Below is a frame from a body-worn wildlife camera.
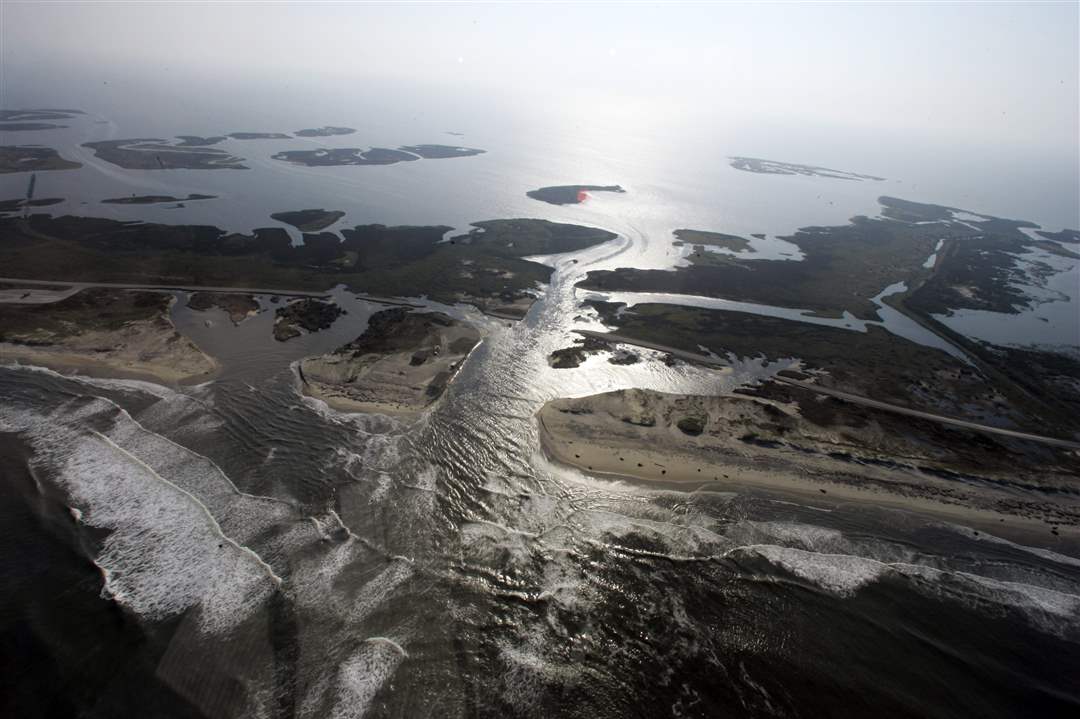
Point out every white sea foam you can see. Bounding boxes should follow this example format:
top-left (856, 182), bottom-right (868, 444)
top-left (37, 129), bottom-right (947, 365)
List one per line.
top-left (747, 544), bottom-right (887, 596)
top-left (56, 431), bottom-right (275, 632)
top-left (739, 540), bottom-right (1080, 637)
top-left (940, 523), bottom-right (1080, 569)
top-left (328, 639), bottom-right (407, 719)
top-left (727, 521), bottom-right (844, 552)
top-left (348, 559), bottom-right (414, 623)
top-left (2, 397), bottom-right (287, 634)
top-left (5, 362), bottom-right (183, 400)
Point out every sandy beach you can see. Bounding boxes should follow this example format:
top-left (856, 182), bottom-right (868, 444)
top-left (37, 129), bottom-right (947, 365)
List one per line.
top-left (0, 292), bottom-right (219, 385)
top-left (300, 308), bottom-right (481, 420)
top-left (538, 388), bottom-right (1080, 542)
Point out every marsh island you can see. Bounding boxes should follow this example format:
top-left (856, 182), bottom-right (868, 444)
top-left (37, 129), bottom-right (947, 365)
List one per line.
top-left (0, 146), bottom-right (82, 173)
top-left (83, 139), bottom-right (247, 170)
top-left (729, 156), bottom-right (885, 181)
top-left (527, 185), bottom-right (625, 205)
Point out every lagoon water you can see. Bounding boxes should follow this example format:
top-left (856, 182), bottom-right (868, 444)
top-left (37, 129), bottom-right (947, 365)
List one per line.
top-left (2, 73), bottom-right (1080, 717)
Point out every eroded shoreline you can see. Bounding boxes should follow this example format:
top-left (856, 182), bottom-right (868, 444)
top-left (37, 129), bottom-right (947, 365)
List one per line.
top-left (537, 387), bottom-right (1080, 544)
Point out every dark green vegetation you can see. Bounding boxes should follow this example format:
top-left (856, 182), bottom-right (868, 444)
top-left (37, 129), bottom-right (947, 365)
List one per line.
top-left (582, 196), bottom-right (1071, 321)
top-left (0, 281), bottom-right (69, 291)
top-left (174, 135), bottom-right (227, 147)
top-left (0, 123), bottom-right (66, 131)
top-left (83, 139), bottom-right (247, 170)
top-left (272, 147), bottom-right (418, 166)
top-left (583, 213), bottom-right (960, 319)
top-left (607, 349), bottom-right (640, 365)
top-left (878, 195), bottom-right (958, 222)
top-left (273, 144), bottom-right (485, 166)
top-left (0, 288), bottom-right (168, 341)
top-left (0, 146), bottom-right (82, 174)
top-left (301, 308), bottom-right (482, 409)
top-left (676, 416), bottom-right (705, 435)
top-left (339, 307), bottom-right (454, 356)
top-left (592, 303), bottom-right (1079, 436)
top-left (227, 132), bottom-right (291, 140)
top-left (0, 109), bottom-right (82, 122)
top-left (0, 198), bottom-right (64, 213)
top-left (548, 335), bottom-right (610, 368)
top-left (295, 126), bottom-right (356, 137)
top-left (456, 219), bottom-right (616, 255)
top-left (398, 144), bottom-right (485, 159)
top-left (729, 156), bottom-right (885, 181)
top-left (582, 194), bottom-right (1080, 436)
top-left (270, 209), bottom-right (346, 232)
top-left (1037, 228), bottom-right (1080, 244)
top-left (102, 193), bottom-right (217, 205)
top-left (186, 292), bottom-right (259, 324)
top-left (906, 232), bottom-right (1065, 315)
top-left (0, 215), bottom-right (615, 314)
top-left (549, 346), bottom-right (588, 368)
top-left (526, 185), bottom-right (625, 205)
top-left (273, 298), bottom-right (343, 341)
top-left (899, 200), bottom-right (1079, 316)
top-left (672, 229), bottom-right (751, 253)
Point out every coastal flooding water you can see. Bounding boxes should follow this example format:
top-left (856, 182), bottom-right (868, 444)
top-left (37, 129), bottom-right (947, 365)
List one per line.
top-left (2, 77), bottom-right (1080, 717)
top-left (3, 259), bottom-right (1080, 717)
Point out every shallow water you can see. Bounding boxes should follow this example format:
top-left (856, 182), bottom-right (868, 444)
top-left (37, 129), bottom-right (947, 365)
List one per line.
top-left (2, 238), bottom-right (1079, 717)
top-left (2, 84), bottom-right (1080, 717)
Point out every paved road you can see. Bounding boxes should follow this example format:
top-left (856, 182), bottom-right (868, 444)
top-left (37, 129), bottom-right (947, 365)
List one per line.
top-left (0, 276), bottom-right (332, 300)
top-left (772, 377), bottom-right (1080, 450)
top-left (575, 329), bottom-right (1080, 450)
top-left (575, 329), bottom-right (728, 366)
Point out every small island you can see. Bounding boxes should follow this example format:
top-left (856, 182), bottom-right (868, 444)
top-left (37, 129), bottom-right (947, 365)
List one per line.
top-left (295, 126), bottom-right (356, 137)
top-left (270, 209), bottom-right (346, 232)
top-left (186, 292), bottom-right (259, 324)
top-left (0, 123), bottom-right (67, 131)
top-left (526, 185), bottom-right (625, 205)
top-left (227, 132), bottom-right (292, 140)
top-left (272, 144), bottom-right (485, 167)
top-left (548, 334), bottom-right (611, 368)
top-left (299, 307), bottom-right (480, 417)
top-left (174, 135), bottom-right (227, 147)
top-left (83, 139), bottom-right (247, 170)
top-left (729, 156), bottom-right (885, 181)
top-left (272, 147), bottom-right (419, 167)
top-left (0, 109), bottom-right (83, 122)
top-left (1036, 228), bottom-right (1080, 244)
top-left (0, 197), bottom-right (64, 213)
top-left (273, 298), bottom-right (344, 341)
top-left (102, 193), bottom-right (217, 205)
top-left (672, 228), bottom-right (752, 253)
top-left (0, 145), bottom-right (82, 173)
top-left (397, 144), bottom-right (485, 159)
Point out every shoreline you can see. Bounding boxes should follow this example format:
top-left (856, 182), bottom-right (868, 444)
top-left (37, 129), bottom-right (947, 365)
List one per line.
top-left (0, 347), bottom-right (219, 386)
top-left (297, 308), bottom-right (483, 421)
top-left (0, 294), bottom-right (220, 386)
top-left (299, 378), bottom-right (426, 419)
top-left (538, 416), bottom-right (1079, 549)
top-left (537, 390), bottom-right (1080, 549)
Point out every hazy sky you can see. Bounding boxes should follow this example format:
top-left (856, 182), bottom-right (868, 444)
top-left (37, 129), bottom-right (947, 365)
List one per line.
top-left (2, 1), bottom-right (1078, 154)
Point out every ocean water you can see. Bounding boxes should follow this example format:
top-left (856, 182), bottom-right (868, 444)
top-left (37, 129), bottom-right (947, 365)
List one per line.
top-left (1, 74), bottom-right (1080, 717)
